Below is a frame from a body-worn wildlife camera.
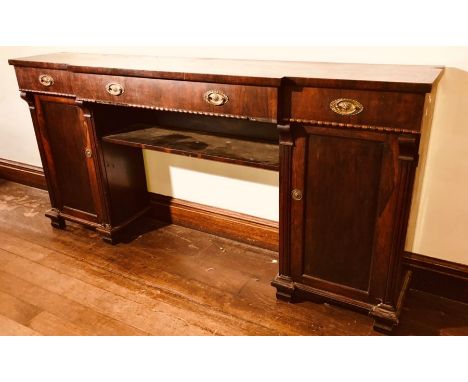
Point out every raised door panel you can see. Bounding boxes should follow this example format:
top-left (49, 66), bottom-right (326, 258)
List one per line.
top-left (35, 96), bottom-right (98, 221)
top-left (303, 133), bottom-right (383, 291)
top-left (290, 125), bottom-right (395, 302)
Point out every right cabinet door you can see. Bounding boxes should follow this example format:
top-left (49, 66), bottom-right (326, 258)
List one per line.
top-left (290, 125), bottom-right (404, 305)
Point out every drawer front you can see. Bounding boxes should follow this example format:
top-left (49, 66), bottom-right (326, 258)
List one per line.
top-left (74, 73), bottom-right (278, 122)
top-left (14, 67), bottom-right (74, 95)
top-left (289, 87), bottom-right (426, 131)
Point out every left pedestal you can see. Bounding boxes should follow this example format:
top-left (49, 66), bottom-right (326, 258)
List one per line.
top-left (19, 92), bottom-right (149, 244)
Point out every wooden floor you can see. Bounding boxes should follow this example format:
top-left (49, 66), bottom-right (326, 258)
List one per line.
top-left (0, 180), bottom-right (467, 336)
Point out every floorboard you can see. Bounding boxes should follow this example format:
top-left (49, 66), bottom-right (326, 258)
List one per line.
top-left (0, 313), bottom-right (40, 336)
top-left (0, 179), bottom-right (467, 336)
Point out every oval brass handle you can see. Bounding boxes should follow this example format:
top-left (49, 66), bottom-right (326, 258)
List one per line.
top-left (106, 83), bottom-right (125, 96)
top-left (291, 189), bottom-right (303, 201)
top-left (84, 148), bottom-right (92, 158)
top-left (39, 74), bottom-right (54, 87)
top-left (204, 90), bottom-right (229, 106)
top-left (330, 98), bottom-right (363, 116)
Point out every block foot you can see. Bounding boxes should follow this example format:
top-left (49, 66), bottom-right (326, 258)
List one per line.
top-left (45, 209), bottom-right (66, 230)
top-left (96, 225), bottom-right (119, 245)
top-left (271, 275), bottom-right (295, 302)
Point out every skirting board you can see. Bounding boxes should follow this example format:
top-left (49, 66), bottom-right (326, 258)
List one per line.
top-left (0, 158), bottom-right (46, 190)
top-left (404, 251), bottom-right (468, 304)
top-left (1, 158), bottom-right (466, 304)
top-left (149, 193), bottom-right (279, 251)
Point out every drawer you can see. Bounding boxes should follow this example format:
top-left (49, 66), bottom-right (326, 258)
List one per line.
top-left (74, 73), bottom-right (278, 122)
top-left (289, 87), bottom-right (426, 131)
top-left (14, 67), bottom-right (74, 95)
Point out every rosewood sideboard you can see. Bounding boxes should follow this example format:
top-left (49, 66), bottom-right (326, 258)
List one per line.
top-left (8, 53), bottom-right (442, 332)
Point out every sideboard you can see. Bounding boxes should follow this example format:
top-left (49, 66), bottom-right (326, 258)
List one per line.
top-left (9, 53), bottom-right (442, 332)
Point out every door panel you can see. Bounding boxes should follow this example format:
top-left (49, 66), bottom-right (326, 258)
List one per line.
top-left (303, 133), bottom-right (383, 291)
top-left (291, 125), bottom-right (394, 300)
top-left (36, 96), bottom-right (97, 218)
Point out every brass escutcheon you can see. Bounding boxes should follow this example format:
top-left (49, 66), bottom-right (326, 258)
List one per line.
top-left (291, 189), bottom-right (303, 201)
top-left (84, 148), bottom-right (92, 158)
top-left (330, 98), bottom-right (363, 116)
top-left (204, 90), bottom-right (229, 106)
top-left (106, 83), bottom-right (125, 96)
top-left (39, 74), bottom-right (54, 87)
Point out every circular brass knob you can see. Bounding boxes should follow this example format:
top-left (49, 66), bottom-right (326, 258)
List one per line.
top-left (330, 98), bottom-right (363, 116)
top-left (39, 74), bottom-right (54, 87)
top-left (291, 189), bottom-right (303, 201)
top-left (204, 90), bottom-right (228, 106)
top-left (106, 83), bottom-right (125, 96)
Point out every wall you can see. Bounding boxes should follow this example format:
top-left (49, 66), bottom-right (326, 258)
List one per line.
top-left (1, 46), bottom-right (467, 264)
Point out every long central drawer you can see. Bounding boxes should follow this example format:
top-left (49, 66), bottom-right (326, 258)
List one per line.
top-left (73, 73), bottom-right (278, 122)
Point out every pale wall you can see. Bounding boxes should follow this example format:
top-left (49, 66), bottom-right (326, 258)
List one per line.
top-left (1, 47), bottom-right (467, 265)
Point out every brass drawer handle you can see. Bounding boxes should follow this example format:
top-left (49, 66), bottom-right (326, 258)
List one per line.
top-left (291, 189), bottom-right (303, 201)
top-left (204, 90), bottom-right (229, 106)
top-left (106, 83), bottom-right (125, 96)
top-left (330, 98), bottom-right (363, 116)
top-left (84, 148), bottom-right (92, 158)
top-left (39, 74), bottom-right (54, 87)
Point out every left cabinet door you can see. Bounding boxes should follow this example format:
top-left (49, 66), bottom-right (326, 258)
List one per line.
top-left (33, 95), bottom-right (103, 226)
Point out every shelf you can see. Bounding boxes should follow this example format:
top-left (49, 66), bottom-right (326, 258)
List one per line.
top-left (102, 125), bottom-right (279, 171)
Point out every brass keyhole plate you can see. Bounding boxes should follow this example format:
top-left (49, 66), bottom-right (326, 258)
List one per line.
top-left (39, 74), bottom-right (54, 87)
top-left (291, 189), bottom-right (303, 201)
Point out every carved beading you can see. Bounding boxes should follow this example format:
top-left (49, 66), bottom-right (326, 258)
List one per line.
top-left (76, 98), bottom-right (275, 123)
top-left (288, 118), bottom-right (420, 135)
top-left (19, 88), bottom-right (75, 98)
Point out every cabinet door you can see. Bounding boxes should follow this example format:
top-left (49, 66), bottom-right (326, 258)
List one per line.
top-left (290, 125), bottom-right (398, 304)
top-left (34, 95), bottom-right (102, 223)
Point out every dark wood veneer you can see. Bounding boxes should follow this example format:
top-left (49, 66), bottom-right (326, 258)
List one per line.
top-left (74, 73), bottom-right (278, 122)
top-left (9, 52), bottom-right (444, 332)
top-left (14, 66), bottom-right (74, 96)
top-left (289, 87), bottom-right (426, 131)
top-left (36, 97), bottom-right (97, 216)
top-left (301, 130), bottom-right (385, 291)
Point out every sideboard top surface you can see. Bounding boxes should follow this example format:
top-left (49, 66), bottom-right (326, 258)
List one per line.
top-left (9, 52), bottom-right (443, 92)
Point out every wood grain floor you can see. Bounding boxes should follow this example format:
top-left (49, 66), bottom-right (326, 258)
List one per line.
top-left (0, 179), bottom-right (467, 336)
